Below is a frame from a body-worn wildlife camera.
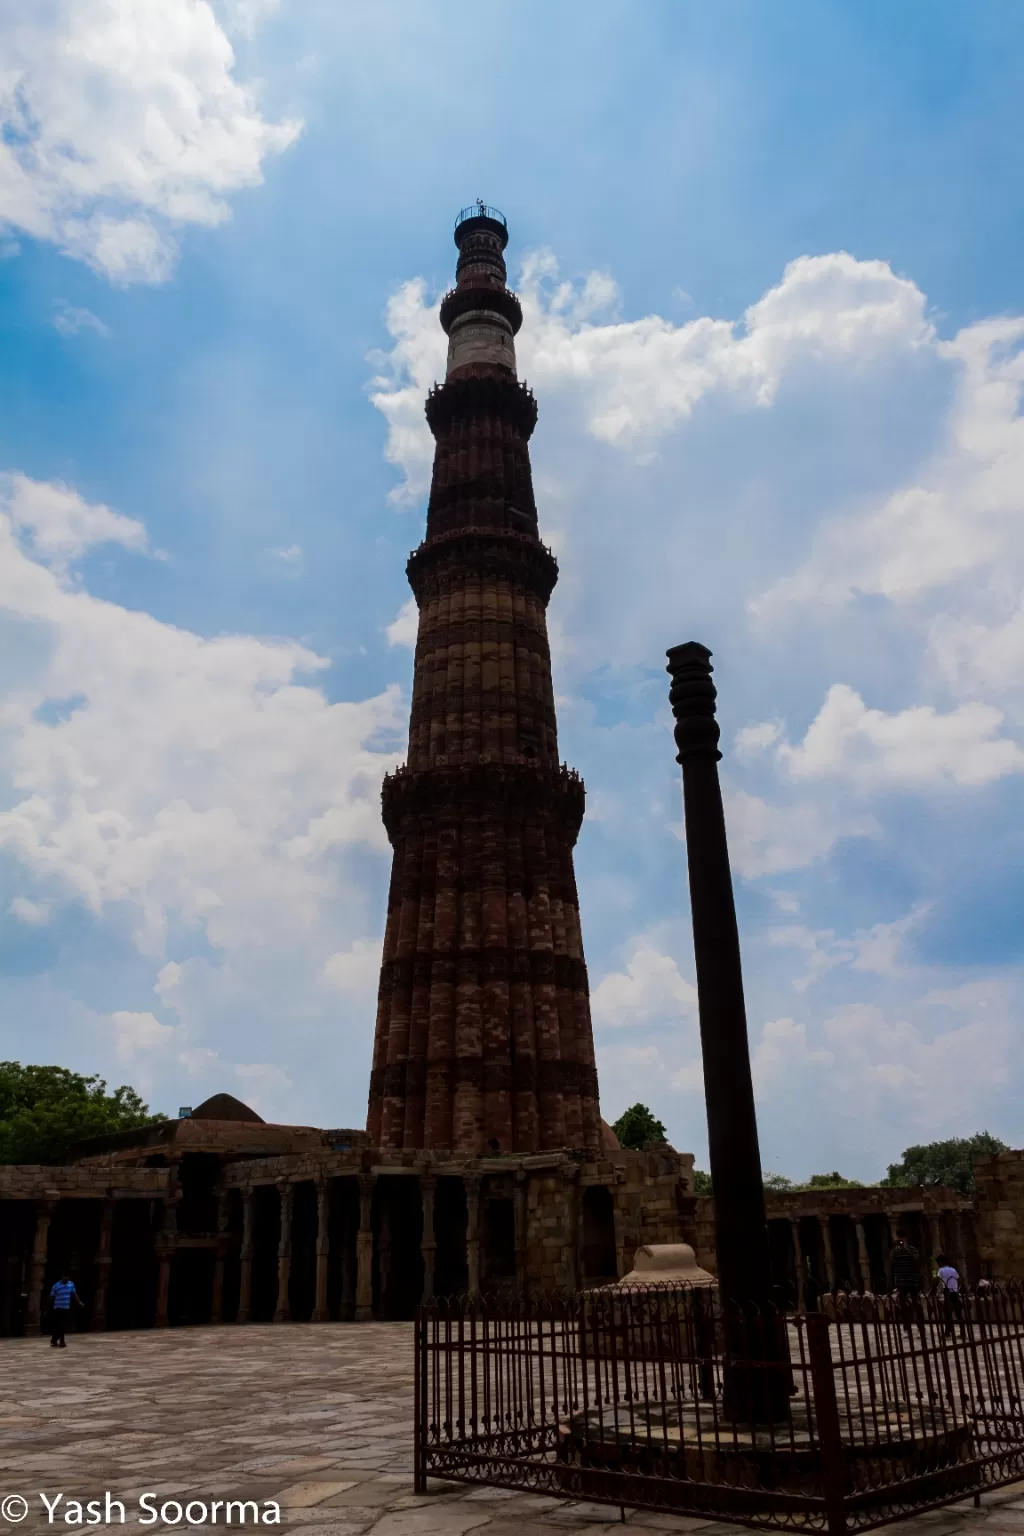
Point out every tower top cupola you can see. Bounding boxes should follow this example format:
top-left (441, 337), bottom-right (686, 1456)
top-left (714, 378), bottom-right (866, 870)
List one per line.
top-left (441, 201), bottom-right (522, 380)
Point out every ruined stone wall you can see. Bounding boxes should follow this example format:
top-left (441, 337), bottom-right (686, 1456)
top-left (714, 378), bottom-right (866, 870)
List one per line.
top-left (0, 1165), bottom-right (169, 1198)
top-left (975, 1152), bottom-right (1024, 1279)
top-left (524, 1171), bottom-right (575, 1290)
top-left (693, 1195), bottom-right (718, 1275)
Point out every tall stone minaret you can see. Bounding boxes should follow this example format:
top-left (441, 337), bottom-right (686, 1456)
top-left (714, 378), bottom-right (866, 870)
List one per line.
top-left (367, 204), bottom-right (600, 1157)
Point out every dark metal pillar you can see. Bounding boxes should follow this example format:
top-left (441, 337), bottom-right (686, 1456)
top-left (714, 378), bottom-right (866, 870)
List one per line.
top-left (667, 641), bottom-right (790, 1420)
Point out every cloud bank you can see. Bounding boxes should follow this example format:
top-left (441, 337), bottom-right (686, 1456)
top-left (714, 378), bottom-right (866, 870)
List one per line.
top-left (373, 246), bottom-right (1024, 1172)
top-left (0, 473), bottom-right (400, 1117)
top-left (0, 0), bottom-right (300, 283)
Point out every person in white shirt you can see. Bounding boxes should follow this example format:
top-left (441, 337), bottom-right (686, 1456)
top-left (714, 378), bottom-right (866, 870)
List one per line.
top-left (936, 1253), bottom-right (962, 1336)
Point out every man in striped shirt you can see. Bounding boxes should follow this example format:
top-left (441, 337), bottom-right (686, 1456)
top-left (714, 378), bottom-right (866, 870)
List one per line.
top-left (49, 1273), bottom-right (84, 1347)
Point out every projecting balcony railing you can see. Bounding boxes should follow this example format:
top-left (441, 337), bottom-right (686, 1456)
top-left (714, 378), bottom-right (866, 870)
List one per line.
top-left (456, 202), bottom-right (507, 231)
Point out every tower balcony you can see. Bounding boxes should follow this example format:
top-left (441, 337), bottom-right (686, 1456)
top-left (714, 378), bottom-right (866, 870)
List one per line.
top-left (454, 204), bottom-right (509, 250)
top-left (439, 284), bottom-right (523, 337)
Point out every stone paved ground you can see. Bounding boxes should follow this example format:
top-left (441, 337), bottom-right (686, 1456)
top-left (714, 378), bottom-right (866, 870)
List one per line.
top-left (2, 1324), bottom-right (1024, 1536)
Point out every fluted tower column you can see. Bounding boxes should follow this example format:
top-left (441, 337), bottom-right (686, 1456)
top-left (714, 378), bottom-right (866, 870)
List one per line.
top-left (368, 204), bottom-right (600, 1156)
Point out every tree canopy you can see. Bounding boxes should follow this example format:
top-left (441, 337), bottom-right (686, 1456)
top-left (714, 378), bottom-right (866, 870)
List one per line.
top-left (0, 1061), bottom-right (164, 1166)
top-left (881, 1133), bottom-right (1008, 1195)
top-left (611, 1102), bottom-right (668, 1151)
top-left (763, 1170), bottom-right (862, 1191)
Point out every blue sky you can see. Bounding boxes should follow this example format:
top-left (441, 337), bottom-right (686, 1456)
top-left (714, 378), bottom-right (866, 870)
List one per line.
top-left (1, 1), bottom-right (1023, 1180)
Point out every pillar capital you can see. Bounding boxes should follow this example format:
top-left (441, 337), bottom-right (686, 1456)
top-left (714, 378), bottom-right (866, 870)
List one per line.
top-left (666, 642), bottom-right (722, 762)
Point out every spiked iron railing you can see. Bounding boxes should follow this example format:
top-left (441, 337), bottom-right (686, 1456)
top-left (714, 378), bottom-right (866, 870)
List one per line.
top-left (414, 1282), bottom-right (1024, 1533)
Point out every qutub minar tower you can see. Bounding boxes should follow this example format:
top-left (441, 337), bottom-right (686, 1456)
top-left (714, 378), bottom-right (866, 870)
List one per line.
top-left (367, 203), bottom-right (602, 1157)
top-left (0, 207), bottom-right (982, 1335)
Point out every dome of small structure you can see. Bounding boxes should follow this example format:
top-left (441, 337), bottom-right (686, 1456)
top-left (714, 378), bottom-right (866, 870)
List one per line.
top-left (188, 1093), bottom-right (264, 1123)
top-left (614, 1243), bottom-right (716, 1288)
top-left (600, 1118), bottom-right (620, 1150)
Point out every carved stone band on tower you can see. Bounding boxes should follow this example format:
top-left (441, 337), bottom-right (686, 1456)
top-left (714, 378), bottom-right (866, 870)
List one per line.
top-left (367, 207), bottom-right (601, 1157)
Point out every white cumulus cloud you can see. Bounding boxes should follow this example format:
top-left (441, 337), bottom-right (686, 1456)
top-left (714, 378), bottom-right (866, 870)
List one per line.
top-left (774, 685), bottom-right (1024, 788)
top-left (0, 473), bottom-right (402, 1120)
top-left (2, 471), bottom-right (149, 576)
top-left (0, 0), bottom-right (301, 283)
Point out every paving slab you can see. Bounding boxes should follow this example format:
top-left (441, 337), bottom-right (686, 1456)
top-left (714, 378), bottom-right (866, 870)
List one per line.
top-left (3, 1324), bottom-right (1024, 1536)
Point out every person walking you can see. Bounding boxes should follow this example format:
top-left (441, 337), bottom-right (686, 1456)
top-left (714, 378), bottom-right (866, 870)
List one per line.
top-left (48, 1272), bottom-right (84, 1347)
top-left (936, 1253), bottom-right (963, 1337)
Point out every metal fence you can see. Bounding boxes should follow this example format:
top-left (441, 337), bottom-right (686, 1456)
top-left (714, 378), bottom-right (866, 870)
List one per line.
top-left (414, 1284), bottom-right (1024, 1533)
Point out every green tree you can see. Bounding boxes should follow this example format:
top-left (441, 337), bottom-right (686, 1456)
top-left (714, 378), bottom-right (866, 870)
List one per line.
top-left (763, 1172), bottom-right (794, 1191)
top-left (612, 1102), bottom-right (668, 1151)
top-left (0, 1062), bottom-right (164, 1165)
top-left (881, 1133), bottom-right (1008, 1195)
top-left (804, 1171), bottom-right (863, 1189)
top-left (692, 1168), bottom-right (713, 1196)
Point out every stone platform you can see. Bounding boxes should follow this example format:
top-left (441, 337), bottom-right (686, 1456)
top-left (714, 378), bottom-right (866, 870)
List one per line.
top-left (2, 1324), bottom-right (1024, 1536)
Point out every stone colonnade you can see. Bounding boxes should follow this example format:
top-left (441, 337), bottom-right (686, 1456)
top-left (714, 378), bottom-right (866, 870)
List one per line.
top-left (773, 1203), bottom-right (974, 1304)
top-left (5, 1158), bottom-right (633, 1334)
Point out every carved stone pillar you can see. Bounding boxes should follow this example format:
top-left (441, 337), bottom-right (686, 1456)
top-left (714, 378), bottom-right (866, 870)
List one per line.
top-left (237, 1187), bottom-right (255, 1324)
top-left (612, 1189), bottom-right (626, 1282)
top-left (313, 1178), bottom-right (331, 1322)
top-left (514, 1171), bottom-right (528, 1294)
top-left (211, 1189), bottom-right (230, 1324)
top-left (789, 1219), bottom-right (805, 1312)
top-left (818, 1215), bottom-right (836, 1290)
top-left (355, 1173), bottom-right (375, 1321)
top-left (155, 1167), bottom-right (178, 1328)
top-left (420, 1175), bottom-right (437, 1303)
top-left (25, 1198), bottom-right (55, 1336)
top-left (154, 1251), bottom-right (172, 1328)
top-left (91, 1197), bottom-right (116, 1331)
top-left (881, 1215), bottom-right (894, 1289)
top-left (274, 1180), bottom-right (293, 1323)
top-left (920, 1213), bottom-right (934, 1276)
top-left (854, 1218), bottom-right (872, 1292)
top-left (465, 1175), bottom-right (481, 1296)
top-left (561, 1166), bottom-right (581, 1290)
top-left (951, 1209), bottom-right (969, 1283)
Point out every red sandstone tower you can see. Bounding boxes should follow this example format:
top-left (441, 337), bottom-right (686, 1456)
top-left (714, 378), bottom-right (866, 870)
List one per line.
top-left (367, 204), bottom-right (601, 1157)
